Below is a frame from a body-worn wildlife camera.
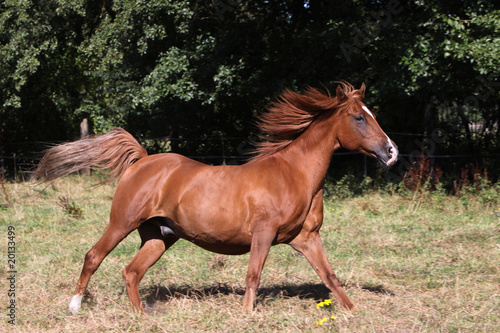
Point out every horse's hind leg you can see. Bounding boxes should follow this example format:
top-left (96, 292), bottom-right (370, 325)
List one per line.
top-left (68, 223), bottom-right (134, 314)
top-left (122, 220), bottom-right (178, 313)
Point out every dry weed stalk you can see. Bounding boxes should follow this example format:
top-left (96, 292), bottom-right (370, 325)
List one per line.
top-left (57, 195), bottom-right (83, 218)
top-left (403, 152), bottom-right (443, 193)
top-left (454, 161), bottom-right (491, 197)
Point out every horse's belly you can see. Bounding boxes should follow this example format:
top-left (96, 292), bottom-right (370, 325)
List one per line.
top-left (189, 238), bottom-right (251, 255)
top-left (165, 205), bottom-right (253, 254)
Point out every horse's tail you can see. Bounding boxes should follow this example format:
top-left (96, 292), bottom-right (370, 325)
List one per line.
top-left (33, 127), bottom-right (147, 184)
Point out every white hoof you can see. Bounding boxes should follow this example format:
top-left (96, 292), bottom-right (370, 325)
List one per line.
top-left (68, 294), bottom-right (83, 314)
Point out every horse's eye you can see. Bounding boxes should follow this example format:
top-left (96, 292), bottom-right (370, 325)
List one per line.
top-left (355, 115), bottom-right (365, 123)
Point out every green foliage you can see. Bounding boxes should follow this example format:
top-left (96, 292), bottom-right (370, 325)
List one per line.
top-left (456, 175), bottom-right (500, 207)
top-left (443, 9), bottom-right (500, 76)
top-left (1, 0), bottom-right (499, 177)
top-left (325, 174), bottom-right (382, 200)
top-left (399, 2), bottom-right (500, 89)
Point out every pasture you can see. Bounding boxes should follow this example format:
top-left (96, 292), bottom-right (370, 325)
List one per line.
top-left (1, 175), bottom-right (498, 332)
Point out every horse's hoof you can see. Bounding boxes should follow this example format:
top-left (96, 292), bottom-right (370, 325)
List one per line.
top-left (68, 294), bottom-right (83, 314)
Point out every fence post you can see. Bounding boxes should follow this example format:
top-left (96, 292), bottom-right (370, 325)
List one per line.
top-left (13, 153), bottom-right (17, 181)
top-left (80, 118), bottom-right (89, 175)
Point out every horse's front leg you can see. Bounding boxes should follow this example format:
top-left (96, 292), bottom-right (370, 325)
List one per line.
top-left (243, 227), bottom-right (276, 311)
top-left (289, 189), bottom-right (354, 310)
top-left (290, 231), bottom-right (354, 310)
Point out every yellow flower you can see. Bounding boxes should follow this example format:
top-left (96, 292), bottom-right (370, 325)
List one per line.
top-left (317, 299), bottom-right (333, 308)
top-left (315, 299), bottom-right (335, 325)
top-left (315, 317), bottom-right (328, 325)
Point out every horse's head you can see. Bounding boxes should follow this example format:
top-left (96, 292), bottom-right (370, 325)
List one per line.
top-left (335, 83), bottom-right (398, 167)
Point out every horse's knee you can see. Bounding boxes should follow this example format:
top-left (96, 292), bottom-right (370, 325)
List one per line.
top-left (245, 272), bottom-right (260, 288)
top-left (122, 266), bottom-right (138, 287)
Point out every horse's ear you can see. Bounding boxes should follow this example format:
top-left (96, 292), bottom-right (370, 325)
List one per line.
top-left (336, 85), bottom-right (348, 103)
top-left (358, 83), bottom-right (366, 100)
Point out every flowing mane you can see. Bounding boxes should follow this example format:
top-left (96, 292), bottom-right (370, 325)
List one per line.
top-left (252, 81), bottom-right (364, 160)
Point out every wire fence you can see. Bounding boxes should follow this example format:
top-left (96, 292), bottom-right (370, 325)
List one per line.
top-left (1, 131), bottom-right (500, 181)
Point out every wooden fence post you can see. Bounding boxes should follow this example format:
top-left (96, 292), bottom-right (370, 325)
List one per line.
top-left (80, 118), bottom-right (89, 175)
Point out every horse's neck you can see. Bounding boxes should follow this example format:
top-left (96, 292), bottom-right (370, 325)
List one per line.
top-left (279, 115), bottom-right (340, 192)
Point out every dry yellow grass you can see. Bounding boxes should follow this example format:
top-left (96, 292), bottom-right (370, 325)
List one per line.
top-left (1, 175), bottom-right (499, 332)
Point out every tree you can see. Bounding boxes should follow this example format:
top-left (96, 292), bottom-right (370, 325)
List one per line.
top-left (1, 0), bottom-right (499, 177)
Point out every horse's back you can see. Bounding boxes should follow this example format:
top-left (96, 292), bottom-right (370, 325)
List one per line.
top-left (110, 153), bottom-right (201, 215)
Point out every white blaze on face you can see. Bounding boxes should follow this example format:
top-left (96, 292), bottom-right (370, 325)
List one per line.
top-left (361, 105), bottom-right (375, 120)
top-left (362, 105), bottom-right (398, 166)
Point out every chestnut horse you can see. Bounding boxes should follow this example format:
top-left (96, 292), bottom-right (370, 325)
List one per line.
top-left (34, 82), bottom-right (398, 314)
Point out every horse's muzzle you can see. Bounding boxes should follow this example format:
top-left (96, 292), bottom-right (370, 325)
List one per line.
top-left (376, 140), bottom-right (398, 167)
top-left (386, 144), bottom-right (398, 167)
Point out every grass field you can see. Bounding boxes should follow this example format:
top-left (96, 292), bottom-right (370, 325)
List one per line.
top-left (1, 175), bottom-right (499, 332)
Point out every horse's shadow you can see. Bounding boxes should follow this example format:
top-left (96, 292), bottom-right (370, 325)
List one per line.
top-left (141, 281), bottom-right (394, 308)
top-left (142, 282), bottom-right (330, 308)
